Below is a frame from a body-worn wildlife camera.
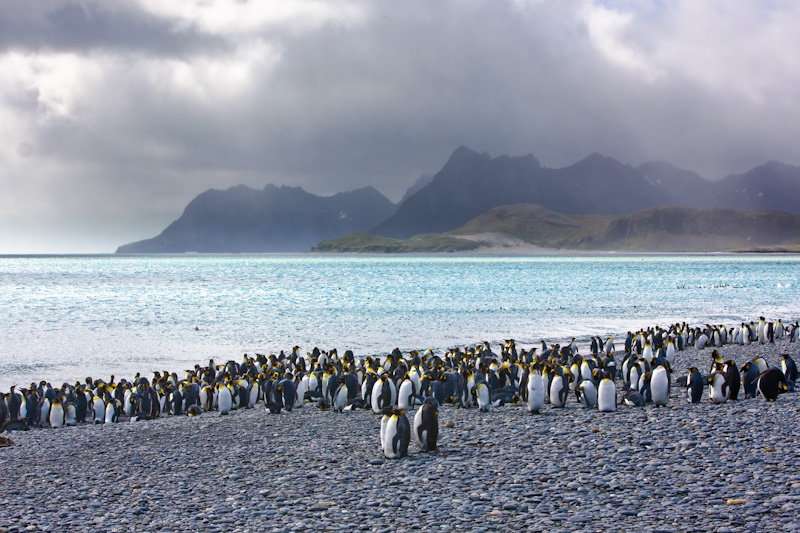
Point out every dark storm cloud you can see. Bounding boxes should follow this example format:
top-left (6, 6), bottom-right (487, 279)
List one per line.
top-left (1, 0), bottom-right (799, 253)
top-left (0, 1), bottom-right (228, 56)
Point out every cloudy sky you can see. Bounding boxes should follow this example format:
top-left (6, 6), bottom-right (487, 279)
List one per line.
top-left (1, 0), bottom-right (798, 253)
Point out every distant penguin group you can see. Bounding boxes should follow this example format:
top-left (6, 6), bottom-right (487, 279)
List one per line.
top-left (3, 318), bottom-right (798, 470)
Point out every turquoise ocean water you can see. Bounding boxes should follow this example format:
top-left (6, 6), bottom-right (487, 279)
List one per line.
top-left (1, 254), bottom-right (799, 390)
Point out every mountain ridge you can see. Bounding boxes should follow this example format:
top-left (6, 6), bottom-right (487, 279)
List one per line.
top-left (117, 146), bottom-right (800, 253)
top-left (116, 184), bottom-right (396, 253)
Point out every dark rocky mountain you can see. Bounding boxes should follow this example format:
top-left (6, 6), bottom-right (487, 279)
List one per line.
top-left (117, 184), bottom-right (396, 253)
top-left (116, 146), bottom-right (800, 253)
top-left (371, 146), bottom-right (800, 239)
top-left (399, 173), bottom-right (435, 204)
top-left (371, 146), bottom-right (543, 238)
top-left (710, 161), bottom-right (800, 213)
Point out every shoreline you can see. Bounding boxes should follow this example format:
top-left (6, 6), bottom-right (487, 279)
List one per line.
top-left (4, 247), bottom-right (800, 258)
top-left (2, 332), bottom-right (800, 531)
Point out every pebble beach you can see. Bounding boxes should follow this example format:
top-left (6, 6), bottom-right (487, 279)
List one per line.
top-left (2, 336), bottom-right (800, 532)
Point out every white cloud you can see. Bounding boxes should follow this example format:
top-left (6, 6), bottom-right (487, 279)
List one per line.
top-left (136, 0), bottom-right (367, 37)
top-left (580, 2), bottom-right (664, 82)
top-left (142, 39), bottom-right (281, 104)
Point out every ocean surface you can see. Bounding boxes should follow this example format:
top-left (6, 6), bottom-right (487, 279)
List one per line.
top-left (1, 254), bottom-right (799, 390)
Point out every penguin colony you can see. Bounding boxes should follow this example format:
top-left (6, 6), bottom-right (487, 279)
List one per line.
top-left (1, 317), bottom-right (798, 460)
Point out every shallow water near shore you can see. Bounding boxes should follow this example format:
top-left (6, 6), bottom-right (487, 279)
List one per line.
top-left (1, 253), bottom-right (800, 389)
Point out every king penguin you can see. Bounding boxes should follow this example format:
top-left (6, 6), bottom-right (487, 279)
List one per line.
top-left (707, 371), bottom-right (729, 404)
top-left (413, 398), bottom-right (439, 452)
top-left (371, 375), bottom-right (394, 414)
top-left (105, 399), bottom-right (119, 423)
top-left (741, 361), bottom-right (759, 399)
top-left (39, 397), bottom-right (51, 428)
top-left (781, 354), bottom-right (798, 383)
top-left (472, 382), bottom-right (491, 412)
top-left (49, 399), bottom-right (65, 429)
top-left (576, 379), bottom-right (597, 408)
top-left (91, 394), bottom-right (105, 424)
top-left (526, 369), bottom-right (545, 414)
top-left (217, 383), bottom-right (233, 415)
top-left (651, 365), bottom-right (670, 407)
top-left (687, 367), bottom-right (704, 403)
top-left (549, 370), bottom-right (570, 408)
top-left (397, 378), bottom-right (416, 411)
top-left (332, 380), bottom-right (348, 412)
top-left (724, 360), bottom-right (741, 401)
top-left (64, 402), bottom-right (77, 426)
top-left (757, 368), bottom-right (788, 401)
top-left (623, 390), bottom-right (646, 406)
top-left (597, 372), bottom-right (616, 412)
top-left (382, 408), bottom-right (411, 459)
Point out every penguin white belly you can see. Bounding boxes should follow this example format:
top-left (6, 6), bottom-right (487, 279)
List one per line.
top-left (569, 365), bottom-right (580, 391)
top-left (398, 380), bottom-right (414, 410)
top-left (360, 379), bottom-right (370, 403)
top-left (92, 398), bottom-right (104, 423)
top-left (637, 372), bottom-right (647, 393)
top-left (380, 413), bottom-right (390, 449)
top-left (578, 381), bottom-right (597, 408)
top-left (65, 404), bottom-right (77, 426)
top-left (581, 363), bottom-right (592, 383)
top-left (249, 384), bottom-right (260, 409)
top-left (476, 383), bottom-right (491, 412)
top-left (696, 334), bottom-right (708, 350)
top-left (333, 385), bottom-right (348, 411)
top-left (527, 374), bottom-right (544, 413)
top-left (383, 415), bottom-right (400, 459)
top-left (49, 403), bottom-right (64, 428)
top-left (642, 346), bottom-right (653, 362)
top-left (370, 380), bottom-right (383, 414)
top-left (651, 367), bottom-right (670, 406)
top-left (597, 379), bottom-right (616, 412)
top-left (39, 399), bottom-right (51, 427)
top-left (218, 388), bottom-right (232, 415)
top-left (413, 408), bottom-right (425, 449)
top-left (105, 402), bottom-right (116, 423)
top-left (19, 396), bottom-right (27, 420)
top-left (409, 372), bottom-right (421, 395)
top-left (308, 375), bottom-right (319, 395)
top-left (628, 367), bottom-right (640, 391)
top-left (665, 344), bottom-right (676, 365)
top-left (549, 376), bottom-right (566, 408)
top-left (465, 376), bottom-right (476, 407)
top-left (709, 375), bottom-right (728, 404)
